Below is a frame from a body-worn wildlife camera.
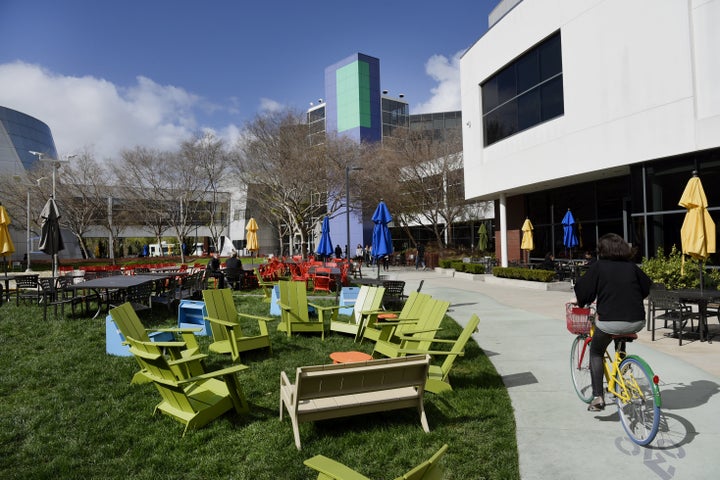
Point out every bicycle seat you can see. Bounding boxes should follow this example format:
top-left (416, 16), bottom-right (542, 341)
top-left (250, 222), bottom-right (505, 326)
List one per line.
top-left (610, 333), bottom-right (638, 341)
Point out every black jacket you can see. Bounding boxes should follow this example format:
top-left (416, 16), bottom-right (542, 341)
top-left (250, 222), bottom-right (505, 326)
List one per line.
top-left (574, 258), bottom-right (652, 322)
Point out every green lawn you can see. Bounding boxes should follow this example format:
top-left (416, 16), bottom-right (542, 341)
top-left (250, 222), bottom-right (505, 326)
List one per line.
top-left (0, 292), bottom-right (519, 479)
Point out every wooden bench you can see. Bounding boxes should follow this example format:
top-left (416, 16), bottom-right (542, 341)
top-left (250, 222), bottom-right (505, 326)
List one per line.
top-left (279, 354), bottom-right (431, 450)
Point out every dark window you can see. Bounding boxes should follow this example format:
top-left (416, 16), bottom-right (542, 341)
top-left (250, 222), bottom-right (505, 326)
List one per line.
top-left (481, 31), bottom-right (564, 146)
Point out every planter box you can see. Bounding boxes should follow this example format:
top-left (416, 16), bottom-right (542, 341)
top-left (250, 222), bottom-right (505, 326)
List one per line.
top-left (485, 275), bottom-right (573, 291)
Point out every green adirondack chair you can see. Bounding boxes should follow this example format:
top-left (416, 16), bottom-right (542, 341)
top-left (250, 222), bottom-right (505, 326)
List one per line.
top-left (202, 288), bottom-right (273, 362)
top-left (314, 285), bottom-right (386, 336)
top-left (359, 291), bottom-right (432, 344)
top-left (304, 444), bottom-right (448, 480)
top-left (109, 302), bottom-right (204, 384)
top-left (372, 298), bottom-right (450, 359)
top-left (276, 280), bottom-right (325, 339)
top-left (254, 268), bottom-right (275, 303)
top-left (125, 335), bottom-right (250, 436)
top-left (381, 314), bottom-right (480, 394)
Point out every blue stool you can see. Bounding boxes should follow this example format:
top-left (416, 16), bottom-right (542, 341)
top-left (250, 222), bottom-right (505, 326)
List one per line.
top-left (177, 300), bottom-right (210, 335)
top-left (106, 315), bottom-right (174, 356)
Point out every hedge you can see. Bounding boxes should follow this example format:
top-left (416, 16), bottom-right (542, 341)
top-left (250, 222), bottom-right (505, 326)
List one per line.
top-left (492, 267), bottom-right (556, 282)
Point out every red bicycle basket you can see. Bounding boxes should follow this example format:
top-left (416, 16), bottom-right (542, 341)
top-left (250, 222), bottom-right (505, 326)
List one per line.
top-left (565, 303), bottom-right (593, 334)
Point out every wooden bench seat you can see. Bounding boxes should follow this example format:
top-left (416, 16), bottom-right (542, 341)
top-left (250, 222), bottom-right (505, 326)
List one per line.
top-left (280, 354), bottom-right (431, 450)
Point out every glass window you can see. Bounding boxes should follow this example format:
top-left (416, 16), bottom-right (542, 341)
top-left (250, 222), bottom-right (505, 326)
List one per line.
top-left (481, 31), bottom-right (563, 146)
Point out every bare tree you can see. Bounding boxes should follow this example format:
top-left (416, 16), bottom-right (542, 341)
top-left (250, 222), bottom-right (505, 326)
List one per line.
top-left (360, 128), bottom-right (467, 248)
top-left (57, 151), bottom-right (112, 259)
top-left (114, 147), bottom-right (172, 255)
top-left (183, 133), bottom-right (232, 252)
top-left (233, 110), bottom-right (352, 257)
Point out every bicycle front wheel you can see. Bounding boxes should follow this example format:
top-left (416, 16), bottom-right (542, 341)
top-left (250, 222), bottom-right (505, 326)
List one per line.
top-left (616, 356), bottom-right (661, 446)
top-left (570, 335), bottom-right (593, 403)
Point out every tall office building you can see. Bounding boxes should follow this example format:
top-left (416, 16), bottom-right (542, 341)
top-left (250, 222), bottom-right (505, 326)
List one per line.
top-left (309, 53), bottom-right (410, 147)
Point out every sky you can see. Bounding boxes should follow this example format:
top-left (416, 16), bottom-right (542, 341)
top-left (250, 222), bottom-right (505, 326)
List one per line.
top-left (0, 0), bottom-right (496, 161)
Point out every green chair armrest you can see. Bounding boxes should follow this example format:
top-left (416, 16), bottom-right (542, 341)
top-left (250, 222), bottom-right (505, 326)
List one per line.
top-left (396, 348), bottom-right (465, 356)
top-left (303, 455), bottom-right (371, 480)
top-left (167, 353), bottom-right (209, 366)
top-left (204, 315), bottom-right (236, 327)
top-left (142, 340), bottom-right (187, 349)
top-left (176, 364), bottom-right (249, 385)
top-left (151, 327), bottom-right (203, 334)
top-left (238, 312), bottom-right (275, 323)
top-left (308, 303), bottom-right (342, 312)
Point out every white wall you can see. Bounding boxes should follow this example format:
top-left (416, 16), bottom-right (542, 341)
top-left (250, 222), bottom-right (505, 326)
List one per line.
top-left (461, 0), bottom-right (720, 201)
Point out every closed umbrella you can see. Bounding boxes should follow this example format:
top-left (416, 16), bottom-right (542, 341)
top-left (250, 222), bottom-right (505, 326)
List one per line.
top-left (562, 209), bottom-right (579, 257)
top-left (39, 197), bottom-right (64, 278)
top-left (315, 216), bottom-right (334, 261)
top-left (477, 223), bottom-right (489, 252)
top-left (245, 218), bottom-right (259, 258)
top-left (371, 200), bottom-right (393, 277)
top-left (0, 204), bottom-right (15, 275)
top-left (679, 172), bottom-right (715, 289)
top-left (521, 218), bottom-right (534, 263)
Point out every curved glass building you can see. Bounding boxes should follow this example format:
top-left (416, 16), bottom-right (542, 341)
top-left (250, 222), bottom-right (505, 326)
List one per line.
top-left (0, 106), bottom-right (58, 176)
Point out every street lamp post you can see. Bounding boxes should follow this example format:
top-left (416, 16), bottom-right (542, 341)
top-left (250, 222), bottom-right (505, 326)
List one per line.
top-left (14, 176), bottom-right (46, 272)
top-left (345, 166), bottom-right (363, 259)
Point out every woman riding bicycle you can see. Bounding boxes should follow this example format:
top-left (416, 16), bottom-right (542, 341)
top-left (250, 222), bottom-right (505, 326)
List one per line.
top-left (574, 233), bottom-right (652, 411)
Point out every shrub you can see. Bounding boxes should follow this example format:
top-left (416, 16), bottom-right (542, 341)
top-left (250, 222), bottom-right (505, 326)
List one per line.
top-left (640, 245), bottom-right (716, 290)
top-left (450, 261), bottom-right (466, 272)
top-left (464, 263), bottom-right (486, 274)
top-left (439, 259), bottom-right (455, 268)
top-left (492, 267), bottom-right (556, 282)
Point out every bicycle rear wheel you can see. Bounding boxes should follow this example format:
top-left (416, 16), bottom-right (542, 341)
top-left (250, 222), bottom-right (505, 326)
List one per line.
top-left (616, 356), bottom-right (661, 446)
top-left (570, 334), bottom-right (593, 402)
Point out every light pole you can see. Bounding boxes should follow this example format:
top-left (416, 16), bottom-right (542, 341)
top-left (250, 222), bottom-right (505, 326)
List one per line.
top-left (14, 176), bottom-right (46, 272)
top-left (345, 166), bottom-right (363, 259)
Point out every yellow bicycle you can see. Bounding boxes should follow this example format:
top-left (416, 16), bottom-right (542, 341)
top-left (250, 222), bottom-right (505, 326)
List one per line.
top-left (567, 303), bottom-right (662, 446)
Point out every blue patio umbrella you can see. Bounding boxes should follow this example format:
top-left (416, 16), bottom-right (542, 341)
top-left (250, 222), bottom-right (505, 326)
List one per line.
top-left (315, 216), bottom-right (334, 260)
top-left (561, 209), bottom-right (579, 256)
top-left (371, 200), bottom-right (393, 276)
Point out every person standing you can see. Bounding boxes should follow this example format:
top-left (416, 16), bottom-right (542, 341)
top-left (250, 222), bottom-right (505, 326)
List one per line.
top-left (574, 233), bottom-right (652, 411)
top-left (415, 243), bottom-right (426, 270)
top-left (334, 244), bottom-right (342, 259)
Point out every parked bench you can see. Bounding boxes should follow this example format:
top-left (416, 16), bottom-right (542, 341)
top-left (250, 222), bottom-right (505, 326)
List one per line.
top-left (279, 354), bottom-right (431, 450)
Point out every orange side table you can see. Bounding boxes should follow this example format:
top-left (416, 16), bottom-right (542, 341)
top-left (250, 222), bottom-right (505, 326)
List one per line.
top-left (377, 313), bottom-right (398, 321)
top-left (329, 351), bottom-right (373, 364)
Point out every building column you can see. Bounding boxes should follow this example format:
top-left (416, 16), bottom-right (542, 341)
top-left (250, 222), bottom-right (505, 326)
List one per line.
top-left (499, 193), bottom-right (508, 267)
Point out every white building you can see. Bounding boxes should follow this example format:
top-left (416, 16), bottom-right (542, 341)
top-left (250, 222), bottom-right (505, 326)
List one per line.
top-left (461, 0), bottom-right (720, 266)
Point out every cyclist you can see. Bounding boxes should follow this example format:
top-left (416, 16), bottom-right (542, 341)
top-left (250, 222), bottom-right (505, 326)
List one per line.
top-left (574, 233), bottom-right (652, 411)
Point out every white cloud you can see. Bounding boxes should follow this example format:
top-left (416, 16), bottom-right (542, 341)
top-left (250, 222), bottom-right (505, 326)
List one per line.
top-left (258, 97), bottom-right (284, 114)
top-left (0, 61), bottom-right (223, 161)
top-left (413, 51), bottom-right (464, 114)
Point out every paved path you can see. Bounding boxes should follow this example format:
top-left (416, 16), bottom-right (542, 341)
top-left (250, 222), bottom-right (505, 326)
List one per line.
top-left (376, 268), bottom-right (720, 480)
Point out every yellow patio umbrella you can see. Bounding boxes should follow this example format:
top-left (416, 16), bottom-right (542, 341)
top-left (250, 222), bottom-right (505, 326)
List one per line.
top-left (0, 204), bottom-right (16, 274)
top-left (678, 173), bottom-right (715, 280)
top-left (245, 217), bottom-right (259, 256)
top-left (521, 218), bottom-right (534, 263)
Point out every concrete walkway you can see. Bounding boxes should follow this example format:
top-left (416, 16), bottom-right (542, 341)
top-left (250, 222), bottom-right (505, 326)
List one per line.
top-left (374, 267), bottom-right (720, 480)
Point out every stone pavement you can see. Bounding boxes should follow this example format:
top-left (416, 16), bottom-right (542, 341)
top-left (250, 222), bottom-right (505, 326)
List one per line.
top-left (374, 267), bottom-right (720, 480)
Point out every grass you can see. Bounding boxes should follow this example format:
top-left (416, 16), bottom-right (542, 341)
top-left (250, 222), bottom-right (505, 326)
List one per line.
top-left (0, 291), bottom-right (519, 479)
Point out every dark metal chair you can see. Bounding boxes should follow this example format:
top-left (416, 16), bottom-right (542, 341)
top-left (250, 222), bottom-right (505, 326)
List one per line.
top-left (382, 280), bottom-right (406, 310)
top-left (650, 290), bottom-right (699, 346)
top-left (15, 274), bottom-right (40, 306)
